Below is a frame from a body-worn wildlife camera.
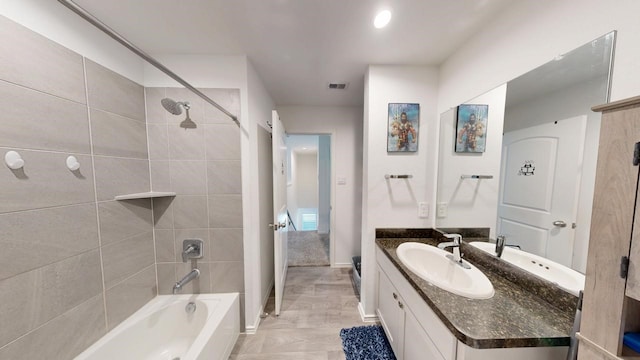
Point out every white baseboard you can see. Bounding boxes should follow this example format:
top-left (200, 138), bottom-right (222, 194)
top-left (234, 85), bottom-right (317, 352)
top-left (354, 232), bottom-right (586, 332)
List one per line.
top-left (332, 262), bottom-right (352, 268)
top-left (244, 325), bottom-right (258, 335)
top-left (244, 278), bottom-right (275, 334)
top-left (244, 309), bottom-right (261, 335)
top-left (358, 302), bottom-right (379, 323)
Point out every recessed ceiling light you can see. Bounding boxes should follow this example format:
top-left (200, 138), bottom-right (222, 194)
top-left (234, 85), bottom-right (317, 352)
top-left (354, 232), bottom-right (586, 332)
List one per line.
top-left (374, 10), bottom-right (392, 29)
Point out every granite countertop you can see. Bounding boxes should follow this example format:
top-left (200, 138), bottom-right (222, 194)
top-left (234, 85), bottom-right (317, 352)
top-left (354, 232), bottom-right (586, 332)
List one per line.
top-left (376, 228), bottom-right (577, 349)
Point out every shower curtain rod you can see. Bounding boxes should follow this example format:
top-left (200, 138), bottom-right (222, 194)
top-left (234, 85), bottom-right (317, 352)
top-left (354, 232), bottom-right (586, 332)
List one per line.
top-left (57, 0), bottom-right (240, 128)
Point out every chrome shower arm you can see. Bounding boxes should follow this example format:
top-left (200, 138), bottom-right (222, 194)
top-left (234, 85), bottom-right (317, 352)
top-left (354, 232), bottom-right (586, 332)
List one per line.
top-left (57, 0), bottom-right (240, 128)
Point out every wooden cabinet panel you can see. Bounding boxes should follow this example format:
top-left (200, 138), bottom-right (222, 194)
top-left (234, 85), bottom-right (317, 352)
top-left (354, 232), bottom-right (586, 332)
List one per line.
top-left (580, 97), bottom-right (640, 358)
top-left (626, 159), bottom-right (640, 300)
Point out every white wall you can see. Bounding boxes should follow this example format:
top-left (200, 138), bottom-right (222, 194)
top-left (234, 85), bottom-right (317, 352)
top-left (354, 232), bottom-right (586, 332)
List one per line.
top-left (245, 60), bottom-right (276, 333)
top-left (286, 148), bottom-right (299, 229)
top-left (277, 106), bottom-right (363, 267)
top-left (1, 0), bottom-right (144, 83)
top-left (438, 0), bottom-right (640, 113)
top-left (438, 0), bottom-right (640, 273)
top-left (295, 152), bottom-right (318, 210)
top-left (361, 66), bottom-right (439, 317)
top-left (257, 126), bottom-right (274, 318)
top-left (436, 85), bottom-right (507, 238)
top-left (143, 55), bottom-right (275, 333)
top-left (318, 135), bottom-right (331, 234)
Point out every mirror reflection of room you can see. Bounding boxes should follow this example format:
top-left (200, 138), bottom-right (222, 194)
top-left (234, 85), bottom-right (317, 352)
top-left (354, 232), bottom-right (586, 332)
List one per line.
top-left (436, 31), bottom-right (615, 276)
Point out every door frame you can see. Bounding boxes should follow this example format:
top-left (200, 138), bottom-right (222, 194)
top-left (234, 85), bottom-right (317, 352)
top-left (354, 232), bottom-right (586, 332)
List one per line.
top-left (286, 131), bottom-right (337, 267)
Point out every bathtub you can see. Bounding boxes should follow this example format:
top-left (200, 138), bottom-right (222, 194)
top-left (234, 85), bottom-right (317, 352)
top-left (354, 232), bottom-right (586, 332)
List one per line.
top-left (75, 293), bottom-right (240, 360)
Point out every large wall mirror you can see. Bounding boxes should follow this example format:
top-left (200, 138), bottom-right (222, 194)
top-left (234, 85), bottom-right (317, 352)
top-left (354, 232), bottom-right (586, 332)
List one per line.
top-left (436, 31), bottom-right (616, 274)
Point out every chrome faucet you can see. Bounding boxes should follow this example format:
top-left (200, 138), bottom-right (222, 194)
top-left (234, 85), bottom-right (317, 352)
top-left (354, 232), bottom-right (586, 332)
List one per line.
top-left (496, 235), bottom-right (506, 258)
top-left (438, 233), bottom-right (470, 269)
top-left (495, 235), bottom-right (521, 258)
top-left (173, 269), bottom-right (200, 294)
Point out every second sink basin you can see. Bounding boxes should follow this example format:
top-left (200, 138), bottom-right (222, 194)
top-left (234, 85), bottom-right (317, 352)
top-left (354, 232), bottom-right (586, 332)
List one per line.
top-left (469, 241), bottom-right (585, 296)
top-left (396, 242), bottom-right (495, 299)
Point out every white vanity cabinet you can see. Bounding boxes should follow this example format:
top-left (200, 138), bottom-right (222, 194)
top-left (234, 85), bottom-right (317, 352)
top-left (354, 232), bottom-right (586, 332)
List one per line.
top-left (376, 246), bottom-right (569, 360)
top-left (376, 266), bottom-right (405, 356)
top-left (376, 247), bottom-right (456, 360)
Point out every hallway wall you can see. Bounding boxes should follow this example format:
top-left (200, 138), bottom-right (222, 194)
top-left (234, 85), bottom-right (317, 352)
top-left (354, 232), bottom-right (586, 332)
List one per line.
top-left (277, 105), bottom-right (363, 267)
top-left (318, 135), bottom-right (331, 234)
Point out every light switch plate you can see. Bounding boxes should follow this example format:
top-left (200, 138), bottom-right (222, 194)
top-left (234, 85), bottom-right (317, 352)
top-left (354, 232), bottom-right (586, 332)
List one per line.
top-left (337, 177), bottom-right (347, 185)
top-left (436, 202), bottom-right (448, 218)
top-left (418, 202), bottom-right (428, 218)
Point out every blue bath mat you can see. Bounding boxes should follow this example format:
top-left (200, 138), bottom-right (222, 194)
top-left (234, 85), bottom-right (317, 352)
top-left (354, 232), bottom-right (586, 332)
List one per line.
top-left (340, 325), bottom-right (396, 360)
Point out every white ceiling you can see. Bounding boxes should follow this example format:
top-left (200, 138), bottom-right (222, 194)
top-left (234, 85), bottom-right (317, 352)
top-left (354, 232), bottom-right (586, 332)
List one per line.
top-left (74, 0), bottom-right (513, 107)
top-left (286, 134), bottom-right (318, 154)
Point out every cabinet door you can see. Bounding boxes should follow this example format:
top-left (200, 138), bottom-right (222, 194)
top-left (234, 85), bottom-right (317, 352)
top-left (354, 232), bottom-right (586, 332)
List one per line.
top-left (626, 160), bottom-right (640, 301)
top-left (582, 103), bottom-right (640, 355)
top-left (377, 266), bottom-right (405, 359)
top-left (404, 307), bottom-right (445, 360)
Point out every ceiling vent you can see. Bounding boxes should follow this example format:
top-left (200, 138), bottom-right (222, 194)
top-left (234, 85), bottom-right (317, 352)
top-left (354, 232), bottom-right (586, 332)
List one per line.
top-left (328, 82), bottom-right (349, 90)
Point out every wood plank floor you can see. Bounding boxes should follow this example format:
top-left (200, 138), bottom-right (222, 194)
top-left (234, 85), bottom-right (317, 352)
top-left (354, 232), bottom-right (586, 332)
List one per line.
top-left (230, 266), bottom-right (369, 359)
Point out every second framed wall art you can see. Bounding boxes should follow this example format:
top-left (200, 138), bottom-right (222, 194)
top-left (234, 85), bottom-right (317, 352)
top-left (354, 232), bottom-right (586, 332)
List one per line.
top-left (387, 103), bottom-right (420, 152)
top-left (455, 104), bottom-right (488, 153)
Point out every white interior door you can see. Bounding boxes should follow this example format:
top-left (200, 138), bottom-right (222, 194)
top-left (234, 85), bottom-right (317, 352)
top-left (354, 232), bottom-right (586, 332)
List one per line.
top-left (497, 115), bottom-right (586, 267)
top-left (271, 110), bottom-right (288, 316)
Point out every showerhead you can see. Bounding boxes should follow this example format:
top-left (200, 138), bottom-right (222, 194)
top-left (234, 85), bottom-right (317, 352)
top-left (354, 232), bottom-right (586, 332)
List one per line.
top-left (161, 98), bottom-right (190, 115)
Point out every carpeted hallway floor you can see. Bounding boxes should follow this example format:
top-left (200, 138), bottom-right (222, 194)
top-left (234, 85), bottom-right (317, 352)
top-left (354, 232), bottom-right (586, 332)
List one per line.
top-left (288, 231), bottom-right (330, 266)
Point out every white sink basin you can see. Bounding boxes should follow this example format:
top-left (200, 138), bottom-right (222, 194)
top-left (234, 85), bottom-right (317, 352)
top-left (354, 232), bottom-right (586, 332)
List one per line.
top-left (396, 242), bottom-right (495, 299)
top-left (469, 241), bottom-right (585, 296)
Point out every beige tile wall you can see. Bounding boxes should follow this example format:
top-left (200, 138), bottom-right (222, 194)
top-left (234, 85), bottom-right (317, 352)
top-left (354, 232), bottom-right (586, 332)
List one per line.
top-left (0, 14), bottom-right (245, 357)
top-left (146, 87), bottom-right (245, 328)
top-left (0, 16), bottom-right (155, 358)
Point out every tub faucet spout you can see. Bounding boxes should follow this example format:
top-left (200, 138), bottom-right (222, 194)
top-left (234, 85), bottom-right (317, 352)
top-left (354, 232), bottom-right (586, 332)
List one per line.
top-left (173, 269), bottom-right (200, 294)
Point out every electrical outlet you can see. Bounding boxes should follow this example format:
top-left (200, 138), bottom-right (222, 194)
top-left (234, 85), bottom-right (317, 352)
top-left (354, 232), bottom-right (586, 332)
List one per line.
top-left (418, 202), bottom-right (428, 218)
top-left (437, 202), bottom-right (448, 218)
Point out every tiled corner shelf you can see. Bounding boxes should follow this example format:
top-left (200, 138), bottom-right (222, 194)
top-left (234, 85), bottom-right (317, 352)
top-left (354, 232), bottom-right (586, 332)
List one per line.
top-left (114, 192), bottom-right (176, 201)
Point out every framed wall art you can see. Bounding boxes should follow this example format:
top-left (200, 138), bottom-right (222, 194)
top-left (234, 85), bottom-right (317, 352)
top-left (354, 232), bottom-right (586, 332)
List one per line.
top-left (455, 104), bottom-right (488, 153)
top-left (387, 103), bottom-right (420, 152)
